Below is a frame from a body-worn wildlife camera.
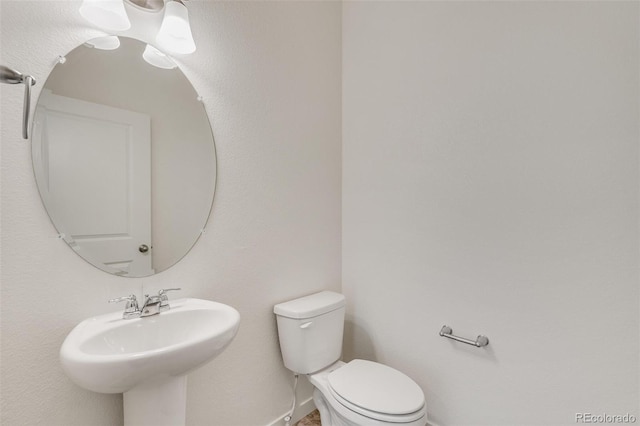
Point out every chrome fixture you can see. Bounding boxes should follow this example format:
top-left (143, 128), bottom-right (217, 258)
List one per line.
top-left (108, 294), bottom-right (141, 319)
top-left (1, 65), bottom-right (36, 139)
top-left (109, 288), bottom-right (181, 319)
top-left (141, 288), bottom-right (181, 316)
top-left (439, 325), bottom-right (489, 348)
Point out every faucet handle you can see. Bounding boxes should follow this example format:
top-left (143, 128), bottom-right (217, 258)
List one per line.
top-left (108, 294), bottom-right (137, 305)
top-left (108, 294), bottom-right (140, 319)
top-left (158, 288), bottom-right (181, 307)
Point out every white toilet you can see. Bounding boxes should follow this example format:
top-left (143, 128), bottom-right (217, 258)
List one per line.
top-left (274, 291), bottom-right (427, 426)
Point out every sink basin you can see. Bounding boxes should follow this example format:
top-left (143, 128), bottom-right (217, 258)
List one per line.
top-left (60, 298), bottom-right (240, 426)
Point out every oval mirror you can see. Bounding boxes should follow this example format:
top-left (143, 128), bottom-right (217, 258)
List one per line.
top-left (32, 36), bottom-right (216, 277)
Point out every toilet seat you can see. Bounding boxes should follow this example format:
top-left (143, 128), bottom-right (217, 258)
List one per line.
top-left (327, 359), bottom-right (425, 423)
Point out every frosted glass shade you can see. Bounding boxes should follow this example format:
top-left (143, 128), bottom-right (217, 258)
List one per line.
top-left (156, 1), bottom-right (196, 55)
top-left (143, 44), bottom-right (178, 69)
top-left (85, 36), bottom-right (121, 50)
top-left (79, 0), bottom-right (131, 31)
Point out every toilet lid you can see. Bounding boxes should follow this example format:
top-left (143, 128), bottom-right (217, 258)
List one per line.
top-left (327, 359), bottom-right (425, 417)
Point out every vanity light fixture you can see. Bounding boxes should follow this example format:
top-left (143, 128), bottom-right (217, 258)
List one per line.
top-left (85, 35), bottom-right (121, 50)
top-left (79, 0), bottom-right (196, 54)
top-left (142, 44), bottom-right (178, 69)
top-left (156, 0), bottom-right (196, 54)
top-left (79, 0), bottom-right (131, 31)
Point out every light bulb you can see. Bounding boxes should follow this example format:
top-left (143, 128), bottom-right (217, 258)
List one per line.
top-left (156, 1), bottom-right (196, 55)
top-left (142, 44), bottom-right (178, 70)
top-left (79, 0), bottom-right (131, 31)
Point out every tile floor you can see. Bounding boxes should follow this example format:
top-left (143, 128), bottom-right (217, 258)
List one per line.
top-left (296, 409), bottom-right (321, 426)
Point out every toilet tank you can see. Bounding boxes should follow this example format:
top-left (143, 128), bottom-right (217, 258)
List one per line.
top-left (274, 291), bottom-right (345, 374)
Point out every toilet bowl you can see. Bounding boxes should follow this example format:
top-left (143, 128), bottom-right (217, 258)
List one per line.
top-left (274, 291), bottom-right (427, 426)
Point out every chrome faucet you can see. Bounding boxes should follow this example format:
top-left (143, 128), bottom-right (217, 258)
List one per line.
top-left (109, 288), bottom-right (181, 319)
top-left (140, 288), bottom-right (181, 317)
top-left (108, 294), bottom-right (140, 319)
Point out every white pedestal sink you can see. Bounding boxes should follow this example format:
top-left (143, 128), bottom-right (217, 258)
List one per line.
top-left (60, 298), bottom-right (240, 426)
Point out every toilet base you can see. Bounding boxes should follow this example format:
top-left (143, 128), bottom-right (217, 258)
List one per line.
top-left (313, 388), bottom-right (350, 426)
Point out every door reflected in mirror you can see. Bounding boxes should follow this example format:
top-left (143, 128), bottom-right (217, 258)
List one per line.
top-left (32, 36), bottom-right (216, 277)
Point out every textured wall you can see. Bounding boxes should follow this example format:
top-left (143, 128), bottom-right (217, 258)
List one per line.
top-left (342, 2), bottom-right (639, 425)
top-left (0, 1), bottom-right (341, 425)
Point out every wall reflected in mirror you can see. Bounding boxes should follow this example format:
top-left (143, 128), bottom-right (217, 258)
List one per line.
top-left (32, 36), bottom-right (216, 277)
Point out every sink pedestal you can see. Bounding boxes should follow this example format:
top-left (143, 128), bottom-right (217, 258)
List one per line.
top-left (124, 375), bottom-right (188, 426)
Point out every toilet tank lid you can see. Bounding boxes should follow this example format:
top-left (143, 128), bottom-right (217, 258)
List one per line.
top-left (274, 291), bottom-right (345, 319)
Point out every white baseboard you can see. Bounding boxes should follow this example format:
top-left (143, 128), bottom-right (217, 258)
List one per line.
top-left (267, 397), bottom-right (317, 426)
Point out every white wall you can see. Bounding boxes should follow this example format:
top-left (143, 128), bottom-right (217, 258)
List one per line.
top-left (0, 1), bottom-right (341, 425)
top-left (343, 2), bottom-right (639, 426)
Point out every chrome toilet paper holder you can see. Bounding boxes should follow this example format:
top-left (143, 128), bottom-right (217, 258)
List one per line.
top-left (439, 325), bottom-right (489, 348)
